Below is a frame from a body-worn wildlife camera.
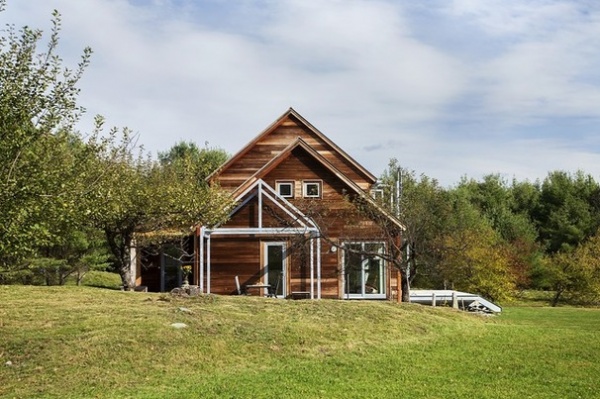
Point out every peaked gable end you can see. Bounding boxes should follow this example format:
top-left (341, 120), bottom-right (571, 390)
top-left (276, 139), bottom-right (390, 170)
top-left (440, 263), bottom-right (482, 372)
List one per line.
top-left (211, 109), bottom-right (376, 192)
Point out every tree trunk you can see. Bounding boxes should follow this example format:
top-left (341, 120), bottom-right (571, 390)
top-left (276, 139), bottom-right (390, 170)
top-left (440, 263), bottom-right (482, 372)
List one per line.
top-left (120, 264), bottom-right (133, 290)
top-left (401, 271), bottom-right (410, 302)
top-left (105, 228), bottom-right (134, 290)
top-left (551, 288), bottom-right (563, 307)
top-left (76, 267), bottom-right (86, 286)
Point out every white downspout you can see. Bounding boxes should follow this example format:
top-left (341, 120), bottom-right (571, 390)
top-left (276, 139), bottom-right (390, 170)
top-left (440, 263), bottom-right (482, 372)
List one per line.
top-left (310, 237), bottom-right (314, 299)
top-left (207, 233), bottom-right (211, 294)
top-left (129, 239), bottom-right (137, 288)
top-left (258, 182), bottom-right (263, 229)
top-left (317, 234), bottom-right (321, 300)
top-left (199, 227), bottom-right (205, 293)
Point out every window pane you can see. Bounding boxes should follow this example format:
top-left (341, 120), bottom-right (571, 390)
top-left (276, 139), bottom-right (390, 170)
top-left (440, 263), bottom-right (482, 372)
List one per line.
top-left (344, 242), bottom-right (386, 296)
top-left (304, 182), bottom-right (320, 197)
top-left (364, 256), bottom-right (382, 294)
top-left (344, 244), bottom-right (362, 294)
top-left (280, 184), bottom-right (291, 197)
top-left (364, 243), bottom-right (384, 294)
top-left (267, 245), bottom-right (284, 296)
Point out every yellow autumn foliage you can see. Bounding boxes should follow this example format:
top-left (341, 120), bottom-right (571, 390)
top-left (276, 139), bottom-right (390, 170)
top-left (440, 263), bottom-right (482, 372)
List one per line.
top-left (438, 225), bottom-right (516, 302)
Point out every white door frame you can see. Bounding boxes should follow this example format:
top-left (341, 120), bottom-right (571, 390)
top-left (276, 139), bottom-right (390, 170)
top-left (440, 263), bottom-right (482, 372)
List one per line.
top-left (263, 241), bottom-right (287, 298)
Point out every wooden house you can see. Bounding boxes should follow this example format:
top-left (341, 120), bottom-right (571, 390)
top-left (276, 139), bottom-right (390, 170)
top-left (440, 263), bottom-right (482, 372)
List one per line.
top-left (135, 108), bottom-right (404, 299)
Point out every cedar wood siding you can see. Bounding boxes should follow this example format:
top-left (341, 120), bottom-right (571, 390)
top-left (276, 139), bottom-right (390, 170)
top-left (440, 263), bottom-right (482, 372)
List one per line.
top-left (204, 237), bottom-right (260, 295)
top-left (205, 146), bottom-right (392, 299)
top-left (215, 114), bottom-right (375, 193)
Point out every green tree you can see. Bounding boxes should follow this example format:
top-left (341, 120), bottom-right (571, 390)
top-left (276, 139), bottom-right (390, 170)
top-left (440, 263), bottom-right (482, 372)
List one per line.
top-left (547, 232), bottom-right (600, 306)
top-left (158, 141), bottom-right (229, 181)
top-left (0, 3), bottom-right (92, 272)
top-left (457, 175), bottom-right (538, 243)
top-left (534, 171), bottom-right (600, 253)
top-left (455, 175), bottom-right (541, 289)
top-left (25, 228), bottom-right (110, 286)
top-left (86, 128), bottom-right (234, 289)
top-left (0, 3), bottom-right (234, 291)
top-left (437, 189), bottom-right (516, 301)
top-left (378, 160), bottom-right (451, 301)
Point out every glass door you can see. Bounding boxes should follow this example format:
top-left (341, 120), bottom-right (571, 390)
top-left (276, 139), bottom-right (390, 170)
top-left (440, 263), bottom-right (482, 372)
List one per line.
top-left (343, 242), bottom-right (386, 299)
top-left (345, 243), bottom-right (364, 296)
top-left (264, 242), bottom-right (286, 298)
top-left (161, 253), bottom-right (181, 292)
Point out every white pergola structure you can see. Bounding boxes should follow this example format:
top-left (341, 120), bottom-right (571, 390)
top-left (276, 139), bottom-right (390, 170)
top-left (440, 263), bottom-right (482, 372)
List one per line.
top-left (198, 179), bottom-right (323, 299)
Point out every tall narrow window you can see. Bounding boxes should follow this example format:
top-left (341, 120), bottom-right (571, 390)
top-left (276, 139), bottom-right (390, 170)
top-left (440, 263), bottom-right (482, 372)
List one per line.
top-left (276, 181), bottom-right (294, 198)
top-left (303, 181), bottom-right (321, 198)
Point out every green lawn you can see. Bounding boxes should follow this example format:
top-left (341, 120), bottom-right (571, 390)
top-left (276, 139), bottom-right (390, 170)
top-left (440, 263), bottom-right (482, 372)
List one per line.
top-left (1, 286), bottom-right (599, 398)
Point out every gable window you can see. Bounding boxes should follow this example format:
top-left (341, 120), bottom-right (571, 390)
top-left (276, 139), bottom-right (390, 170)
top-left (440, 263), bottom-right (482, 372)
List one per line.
top-left (276, 181), bottom-right (294, 198)
top-left (303, 181), bottom-right (321, 198)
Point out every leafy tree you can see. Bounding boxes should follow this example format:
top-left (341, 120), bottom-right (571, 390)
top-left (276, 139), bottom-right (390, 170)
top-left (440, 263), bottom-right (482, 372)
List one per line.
top-left (455, 175), bottom-right (540, 289)
top-left (534, 171), bottom-right (600, 253)
top-left (457, 175), bottom-right (538, 243)
top-left (0, 3), bottom-right (92, 272)
top-left (433, 187), bottom-right (515, 301)
top-left (547, 232), bottom-right (600, 306)
top-left (375, 163), bottom-right (518, 302)
top-left (158, 141), bottom-right (229, 180)
top-left (0, 3), bottom-right (234, 290)
top-left (510, 179), bottom-right (541, 219)
top-left (438, 223), bottom-right (515, 302)
top-left (25, 228), bottom-right (110, 286)
top-left (86, 128), bottom-right (234, 289)
top-left (378, 160), bottom-right (451, 299)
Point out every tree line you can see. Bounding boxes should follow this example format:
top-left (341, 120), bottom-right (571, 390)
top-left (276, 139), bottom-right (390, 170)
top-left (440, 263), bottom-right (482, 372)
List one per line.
top-left (379, 159), bottom-right (600, 305)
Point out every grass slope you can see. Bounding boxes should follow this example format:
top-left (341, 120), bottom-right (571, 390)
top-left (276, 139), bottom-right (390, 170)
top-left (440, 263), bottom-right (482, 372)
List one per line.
top-left (1, 286), bottom-right (599, 398)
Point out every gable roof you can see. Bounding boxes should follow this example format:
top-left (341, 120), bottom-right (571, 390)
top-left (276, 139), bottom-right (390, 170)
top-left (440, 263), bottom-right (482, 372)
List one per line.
top-left (229, 136), bottom-right (405, 230)
top-left (208, 108), bottom-right (377, 187)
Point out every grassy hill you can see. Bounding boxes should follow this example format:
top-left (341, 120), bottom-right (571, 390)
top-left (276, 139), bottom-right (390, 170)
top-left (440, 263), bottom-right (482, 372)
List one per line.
top-left (1, 286), bottom-right (599, 398)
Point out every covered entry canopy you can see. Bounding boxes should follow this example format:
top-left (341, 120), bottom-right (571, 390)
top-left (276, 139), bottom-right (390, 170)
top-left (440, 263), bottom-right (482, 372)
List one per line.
top-left (198, 179), bottom-right (324, 299)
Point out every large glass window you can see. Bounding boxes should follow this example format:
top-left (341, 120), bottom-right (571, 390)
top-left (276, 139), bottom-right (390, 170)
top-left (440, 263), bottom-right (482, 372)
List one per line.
top-left (343, 242), bottom-right (385, 299)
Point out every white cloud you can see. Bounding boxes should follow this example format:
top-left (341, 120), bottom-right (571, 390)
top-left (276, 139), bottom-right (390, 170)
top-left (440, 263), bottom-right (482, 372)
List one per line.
top-left (3, 0), bottom-right (600, 186)
top-left (447, 0), bottom-right (600, 124)
top-left (447, 0), bottom-right (587, 38)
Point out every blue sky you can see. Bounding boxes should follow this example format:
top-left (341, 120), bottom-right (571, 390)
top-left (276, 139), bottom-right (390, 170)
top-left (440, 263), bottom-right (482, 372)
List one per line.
top-left (3, 0), bottom-right (600, 186)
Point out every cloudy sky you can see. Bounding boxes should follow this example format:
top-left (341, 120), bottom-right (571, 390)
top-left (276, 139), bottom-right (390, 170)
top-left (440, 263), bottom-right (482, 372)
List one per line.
top-left (3, 0), bottom-right (600, 186)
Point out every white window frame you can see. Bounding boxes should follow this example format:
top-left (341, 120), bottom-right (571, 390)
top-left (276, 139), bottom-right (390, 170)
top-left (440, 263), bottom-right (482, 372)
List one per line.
top-left (370, 188), bottom-right (384, 201)
top-left (263, 242), bottom-right (287, 298)
top-left (276, 181), bottom-right (294, 198)
top-left (342, 241), bottom-right (386, 299)
top-left (303, 180), bottom-right (322, 198)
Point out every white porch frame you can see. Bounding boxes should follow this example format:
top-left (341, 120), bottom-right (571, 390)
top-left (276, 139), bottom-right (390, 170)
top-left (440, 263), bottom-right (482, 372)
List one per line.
top-left (199, 179), bottom-right (322, 299)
